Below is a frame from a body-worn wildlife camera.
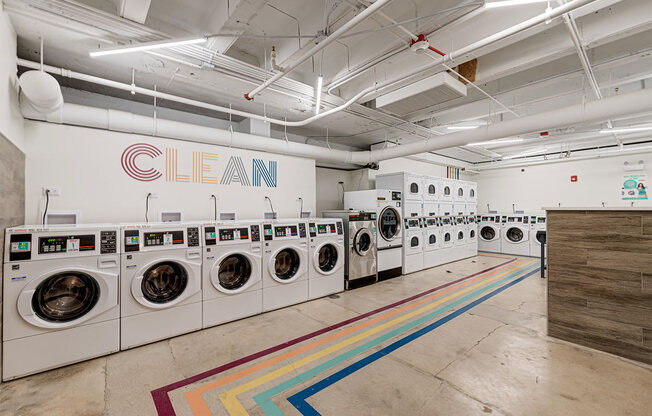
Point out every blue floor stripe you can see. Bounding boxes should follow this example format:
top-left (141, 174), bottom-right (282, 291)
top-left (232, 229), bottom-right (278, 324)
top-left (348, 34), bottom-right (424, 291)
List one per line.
top-left (287, 266), bottom-right (540, 416)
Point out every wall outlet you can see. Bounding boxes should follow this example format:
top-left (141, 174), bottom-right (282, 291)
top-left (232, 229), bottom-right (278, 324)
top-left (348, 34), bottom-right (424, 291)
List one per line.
top-left (43, 187), bottom-right (61, 196)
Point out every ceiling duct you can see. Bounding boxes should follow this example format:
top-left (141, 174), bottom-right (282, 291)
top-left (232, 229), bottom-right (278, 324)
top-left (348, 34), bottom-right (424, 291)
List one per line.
top-left (18, 70), bottom-right (63, 113)
top-left (374, 72), bottom-right (467, 116)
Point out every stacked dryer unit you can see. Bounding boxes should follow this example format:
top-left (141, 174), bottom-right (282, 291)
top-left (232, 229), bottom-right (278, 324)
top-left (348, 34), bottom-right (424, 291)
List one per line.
top-left (120, 223), bottom-right (202, 349)
top-left (307, 218), bottom-right (345, 299)
top-left (201, 221), bottom-right (263, 328)
top-left (439, 216), bottom-right (455, 264)
top-left (261, 220), bottom-right (309, 312)
top-left (403, 217), bottom-right (424, 274)
top-left (423, 217), bottom-right (443, 268)
top-left (344, 189), bottom-right (403, 280)
top-left (3, 225), bottom-right (120, 381)
top-left (465, 215), bottom-right (478, 258)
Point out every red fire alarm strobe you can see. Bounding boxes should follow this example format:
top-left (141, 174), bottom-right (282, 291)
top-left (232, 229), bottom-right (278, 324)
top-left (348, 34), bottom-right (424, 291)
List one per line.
top-left (571, 175), bottom-right (578, 182)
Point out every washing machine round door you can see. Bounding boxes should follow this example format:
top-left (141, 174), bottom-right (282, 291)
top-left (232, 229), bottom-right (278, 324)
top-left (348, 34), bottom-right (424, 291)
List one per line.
top-left (141, 261), bottom-right (188, 304)
top-left (316, 244), bottom-right (339, 273)
top-left (378, 207), bottom-right (401, 242)
top-left (274, 248), bottom-right (301, 280)
top-left (353, 228), bottom-right (373, 256)
top-left (480, 226), bottom-right (495, 241)
top-left (217, 254), bottom-right (252, 290)
top-left (506, 227), bottom-right (523, 242)
top-left (31, 272), bottom-right (100, 322)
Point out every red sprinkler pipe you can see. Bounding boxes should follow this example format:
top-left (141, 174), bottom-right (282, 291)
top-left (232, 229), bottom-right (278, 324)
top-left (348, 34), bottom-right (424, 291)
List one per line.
top-left (428, 45), bottom-right (446, 57)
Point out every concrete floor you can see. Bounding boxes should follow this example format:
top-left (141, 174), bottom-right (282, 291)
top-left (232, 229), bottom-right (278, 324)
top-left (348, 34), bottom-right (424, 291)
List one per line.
top-left (1, 255), bottom-right (651, 416)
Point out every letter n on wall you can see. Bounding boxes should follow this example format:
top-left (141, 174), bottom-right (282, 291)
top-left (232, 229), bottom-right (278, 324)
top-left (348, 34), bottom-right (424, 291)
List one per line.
top-left (252, 159), bottom-right (277, 187)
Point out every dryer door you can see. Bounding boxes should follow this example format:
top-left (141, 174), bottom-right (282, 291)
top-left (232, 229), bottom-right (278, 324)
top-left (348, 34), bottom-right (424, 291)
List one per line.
top-left (353, 228), bottom-right (373, 256)
top-left (480, 226), bottom-right (496, 242)
top-left (17, 267), bottom-right (116, 329)
top-left (378, 206), bottom-right (401, 242)
top-left (212, 253), bottom-right (258, 294)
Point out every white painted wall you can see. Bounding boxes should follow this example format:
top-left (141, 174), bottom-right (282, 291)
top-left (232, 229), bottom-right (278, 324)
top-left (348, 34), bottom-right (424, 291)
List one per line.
top-left (23, 121), bottom-right (316, 224)
top-left (476, 153), bottom-right (652, 214)
top-left (0, 8), bottom-right (23, 150)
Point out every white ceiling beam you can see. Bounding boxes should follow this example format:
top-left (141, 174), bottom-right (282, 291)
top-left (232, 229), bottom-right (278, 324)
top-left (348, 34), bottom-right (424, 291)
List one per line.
top-left (112, 0), bottom-right (151, 24)
top-left (202, 0), bottom-right (271, 54)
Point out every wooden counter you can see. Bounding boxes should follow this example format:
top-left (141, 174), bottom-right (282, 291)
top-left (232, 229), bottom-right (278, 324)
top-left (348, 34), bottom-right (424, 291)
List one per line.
top-left (545, 209), bottom-right (652, 364)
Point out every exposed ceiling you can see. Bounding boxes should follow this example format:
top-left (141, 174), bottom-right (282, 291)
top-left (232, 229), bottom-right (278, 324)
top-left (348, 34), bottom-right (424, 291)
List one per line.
top-left (6, 0), bottom-right (652, 167)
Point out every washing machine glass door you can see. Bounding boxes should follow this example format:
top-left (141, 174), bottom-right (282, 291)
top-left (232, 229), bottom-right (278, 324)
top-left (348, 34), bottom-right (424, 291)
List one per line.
top-left (378, 207), bottom-right (401, 242)
top-left (480, 226), bottom-right (496, 241)
top-left (274, 248), bottom-right (301, 281)
top-left (353, 228), bottom-right (373, 256)
top-left (316, 243), bottom-right (339, 273)
top-left (217, 254), bottom-right (252, 291)
top-left (31, 272), bottom-right (100, 322)
top-left (506, 227), bottom-right (523, 243)
top-left (141, 261), bottom-right (188, 304)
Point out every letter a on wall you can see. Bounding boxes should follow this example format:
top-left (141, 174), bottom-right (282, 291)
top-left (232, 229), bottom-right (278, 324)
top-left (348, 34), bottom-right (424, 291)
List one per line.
top-left (252, 159), bottom-right (277, 187)
top-left (220, 156), bottom-right (251, 186)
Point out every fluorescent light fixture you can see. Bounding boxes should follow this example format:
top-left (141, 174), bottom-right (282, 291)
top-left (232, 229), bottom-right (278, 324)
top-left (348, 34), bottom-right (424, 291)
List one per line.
top-left (447, 125), bottom-right (480, 131)
top-left (485, 0), bottom-right (549, 8)
top-left (315, 76), bottom-right (323, 115)
top-left (468, 138), bottom-right (524, 146)
top-left (90, 37), bottom-right (207, 57)
top-left (502, 147), bottom-right (548, 160)
top-left (599, 126), bottom-right (652, 134)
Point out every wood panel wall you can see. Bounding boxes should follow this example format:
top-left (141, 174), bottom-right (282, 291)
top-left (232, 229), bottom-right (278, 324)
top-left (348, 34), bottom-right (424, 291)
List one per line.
top-left (547, 210), bottom-right (652, 364)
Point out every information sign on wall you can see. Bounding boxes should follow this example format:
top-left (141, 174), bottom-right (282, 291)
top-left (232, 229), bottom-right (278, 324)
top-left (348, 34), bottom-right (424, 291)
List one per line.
top-left (621, 173), bottom-right (648, 200)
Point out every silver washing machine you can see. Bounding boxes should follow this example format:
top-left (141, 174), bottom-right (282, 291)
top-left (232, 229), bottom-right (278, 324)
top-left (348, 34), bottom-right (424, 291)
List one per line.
top-left (322, 210), bottom-right (377, 289)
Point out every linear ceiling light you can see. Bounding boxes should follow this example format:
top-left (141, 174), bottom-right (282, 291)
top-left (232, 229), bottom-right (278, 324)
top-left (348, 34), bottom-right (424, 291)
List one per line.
top-left (502, 147), bottom-right (548, 160)
top-left (447, 125), bottom-right (480, 131)
top-left (599, 126), bottom-right (652, 134)
top-left (90, 37), bottom-right (207, 57)
top-left (315, 76), bottom-right (323, 115)
top-left (468, 137), bottom-right (524, 146)
top-left (485, 0), bottom-right (550, 8)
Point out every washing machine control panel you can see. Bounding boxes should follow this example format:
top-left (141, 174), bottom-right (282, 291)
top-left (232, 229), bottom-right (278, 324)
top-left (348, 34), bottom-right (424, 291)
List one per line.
top-left (336, 221), bottom-right (343, 235)
top-left (218, 227), bottom-right (249, 242)
top-left (250, 225), bottom-right (260, 242)
top-left (38, 234), bottom-right (95, 255)
top-left (100, 230), bottom-right (117, 254)
top-left (9, 234), bottom-right (32, 261)
top-left (143, 231), bottom-right (184, 247)
top-left (187, 227), bottom-right (200, 247)
top-left (299, 223), bottom-right (306, 238)
top-left (309, 222), bottom-right (338, 237)
top-left (204, 226), bottom-right (217, 245)
top-left (392, 191), bottom-right (402, 201)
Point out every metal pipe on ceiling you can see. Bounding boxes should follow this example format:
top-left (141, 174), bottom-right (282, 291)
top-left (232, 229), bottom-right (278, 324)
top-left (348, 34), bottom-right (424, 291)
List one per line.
top-left (244, 0), bottom-right (393, 100)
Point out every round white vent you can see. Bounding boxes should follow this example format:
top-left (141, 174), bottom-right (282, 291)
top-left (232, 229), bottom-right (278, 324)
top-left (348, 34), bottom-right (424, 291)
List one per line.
top-left (19, 70), bottom-right (63, 113)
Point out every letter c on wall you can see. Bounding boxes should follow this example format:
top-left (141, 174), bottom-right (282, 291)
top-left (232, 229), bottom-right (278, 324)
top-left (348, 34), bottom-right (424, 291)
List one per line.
top-left (121, 143), bottom-right (163, 181)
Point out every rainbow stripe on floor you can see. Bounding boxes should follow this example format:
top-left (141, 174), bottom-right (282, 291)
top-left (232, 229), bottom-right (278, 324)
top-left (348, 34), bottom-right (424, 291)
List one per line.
top-left (152, 257), bottom-right (539, 416)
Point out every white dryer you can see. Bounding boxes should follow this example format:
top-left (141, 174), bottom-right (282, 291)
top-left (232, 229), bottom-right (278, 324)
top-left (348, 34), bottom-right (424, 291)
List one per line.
top-left (439, 217), bottom-right (455, 264)
top-left (423, 176), bottom-right (441, 202)
top-left (453, 180), bottom-right (466, 204)
top-left (261, 220), bottom-right (309, 312)
top-left (376, 172), bottom-right (423, 218)
top-left (529, 215), bottom-right (547, 258)
top-left (344, 189), bottom-right (403, 280)
top-left (502, 215), bottom-right (530, 256)
top-left (3, 225), bottom-right (119, 380)
top-left (120, 223), bottom-right (202, 350)
top-left (423, 217), bottom-right (443, 269)
top-left (307, 219), bottom-right (345, 299)
top-left (201, 221), bottom-right (262, 328)
top-left (452, 216), bottom-right (467, 261)
top-left (440, 178), bottom-right (454, 203)
top-left (403, 217), bottom-right (424, 274)
top-left (465, 181), bottom-right (478, 204)
top-left (465, 216), bottom-right (478, 258)
top-left (478, 215), bottom-right (501, 253)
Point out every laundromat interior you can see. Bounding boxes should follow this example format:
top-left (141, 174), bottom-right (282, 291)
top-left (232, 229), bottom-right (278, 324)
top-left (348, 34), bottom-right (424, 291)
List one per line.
top-left (1, 0), bottom-right (652, 415)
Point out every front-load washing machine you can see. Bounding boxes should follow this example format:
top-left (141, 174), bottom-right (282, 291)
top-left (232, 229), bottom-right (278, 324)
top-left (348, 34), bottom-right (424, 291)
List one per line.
top-left (120, 223), bottom-right (202, 349)
top-left (439, 217), bottom-right (455, 264)
top-left (478, 215), bottom-right (502, 253)
top-left (308, 218), bottom-right (345, 299)
top-left (344, 189), bottom-right (403, 280)
top-left (261, 220), bottom-right (309, 311)
top-left (502, 215), bottom-right (530, 256)
top-left (201, 221), bottom-right (262, 328)
top-left (423, 217), bottom-right (443, 269)
top-left (404, 217), bottom-right (424, 274)
top-left (323, 211), bottom-right (377, 288)
top-left (3, 225), bottom-right (120, 380)
top-left (529, 215), bottom-right (547, 258)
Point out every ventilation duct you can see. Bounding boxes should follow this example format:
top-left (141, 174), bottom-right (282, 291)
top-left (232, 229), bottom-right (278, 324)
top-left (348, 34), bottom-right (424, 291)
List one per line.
top-left (19, 70), bottom-right (63, 113)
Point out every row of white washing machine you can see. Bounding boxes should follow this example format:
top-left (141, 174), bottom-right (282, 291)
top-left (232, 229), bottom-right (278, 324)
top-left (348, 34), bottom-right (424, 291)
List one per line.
top-left (404, 215), bottom-right (478, 274)
top-left (2, 218), bottom-right (345, 380)
top-left (477, 214), bottom-right (547, 257)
